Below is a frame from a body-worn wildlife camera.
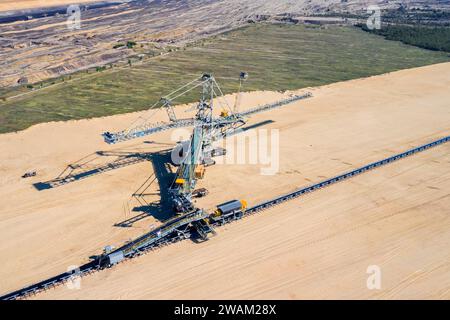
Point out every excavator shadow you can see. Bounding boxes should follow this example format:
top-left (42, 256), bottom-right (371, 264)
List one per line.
top-left (115, 150), bottom-right (177, 226)
top-left (114, 121), bottom-right (276, 227)
top-left (32, 142), bottom-right (172, 191)
top-left (241, 119), bottom-right (275, 132)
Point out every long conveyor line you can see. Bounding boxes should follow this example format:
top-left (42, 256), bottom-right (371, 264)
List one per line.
top-left (114, 209), bottom-right (210, 257)
top-left (1, 135), bottom-right (449, 300)
top-left (103, 93), bottom-right (312, 144)
top-left (245, 135), bottom-right (450, 214)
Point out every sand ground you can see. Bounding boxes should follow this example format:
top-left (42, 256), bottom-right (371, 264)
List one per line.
top-left (0, 63), bottom-right (449, 299)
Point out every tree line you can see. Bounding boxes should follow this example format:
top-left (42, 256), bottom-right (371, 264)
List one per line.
top-left (359, 24), bottom-right (450, 53)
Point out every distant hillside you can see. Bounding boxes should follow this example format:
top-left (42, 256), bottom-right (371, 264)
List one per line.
top-left (2, 0), bottom-right (450, 15)
top-left (1, 0), bottom-right (449, 88)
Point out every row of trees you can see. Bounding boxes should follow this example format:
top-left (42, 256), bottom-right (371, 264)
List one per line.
top-left (359, 24), bottom-right (450, 52)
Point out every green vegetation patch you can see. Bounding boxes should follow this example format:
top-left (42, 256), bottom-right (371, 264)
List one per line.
top-left (0, 24), bottom-right (448, 133)
top-left (126, 41), bottom-right (137, 49)
top-left (359, 24), bottom-right (450, 52)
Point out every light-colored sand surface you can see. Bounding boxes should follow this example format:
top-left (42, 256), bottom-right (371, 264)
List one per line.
top-left (0, 63), bottom-right (449, 299)
top-left (37, 147), bottom-right (450, 299)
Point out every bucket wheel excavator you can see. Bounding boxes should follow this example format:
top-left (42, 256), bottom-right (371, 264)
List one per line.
top-left (102, 73), bottom-right (248, 214)
top-left (102, 72), bottom-right (311, 216)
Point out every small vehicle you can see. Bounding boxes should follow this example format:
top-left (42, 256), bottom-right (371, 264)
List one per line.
top-left (192, 188), bottom-right (209, 198)
top-left (22, 171), bottom-right (37, 178)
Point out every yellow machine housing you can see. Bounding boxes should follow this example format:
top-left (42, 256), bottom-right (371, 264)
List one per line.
top-left (213, 199), bottom-right (247, 217)
top-left (194, 165), bottom-right (206, 179)
top-left (175, 178), bottom-right (185, 185)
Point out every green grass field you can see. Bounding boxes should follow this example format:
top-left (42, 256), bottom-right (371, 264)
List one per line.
top-left (0, 23), bottom-right (448, 133)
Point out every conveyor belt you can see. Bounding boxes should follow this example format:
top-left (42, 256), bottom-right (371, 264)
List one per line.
top-left (103, 119), bottom-right (195, 144)
top-left (245, 136), bottom-right (450, 215)
top-left (238, 92), bottom-right (312, 117)
top-left (2, 135), bottom-right (448, 300)
top-left (102, 93), bottom-right (312, 144)
top-left (114, 209), bottom-right (209, 257)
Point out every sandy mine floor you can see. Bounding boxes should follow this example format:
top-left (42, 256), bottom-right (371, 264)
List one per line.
top-left (0, 63), bottom-right (449, 299)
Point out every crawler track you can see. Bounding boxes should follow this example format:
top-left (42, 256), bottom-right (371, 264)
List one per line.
top-left (1, 135), bottom-right (448, 300)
